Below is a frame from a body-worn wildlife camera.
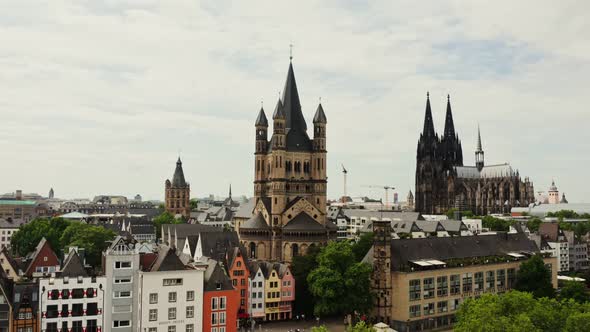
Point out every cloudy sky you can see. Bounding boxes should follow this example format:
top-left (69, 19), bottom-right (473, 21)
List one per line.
top-left (1, 0), bottom-right (588, 202)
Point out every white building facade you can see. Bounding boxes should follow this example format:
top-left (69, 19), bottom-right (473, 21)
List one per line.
top-left (248, 266), bottom-right (265, 320)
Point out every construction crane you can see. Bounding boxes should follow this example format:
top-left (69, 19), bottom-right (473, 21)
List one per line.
top-left (341, 164), bottom-right (348, 199)
top-left (362, 185), bottom-right (395, 210)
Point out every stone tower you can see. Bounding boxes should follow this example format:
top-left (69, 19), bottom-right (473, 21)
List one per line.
top-left (240, 58), bottom-right (336, 263)
top-left (165, 158), bottom-right (191, 218)
top-left (548, 180), bottom-right (559, 204)
top-left (372, 218), bottom-right (392, 324)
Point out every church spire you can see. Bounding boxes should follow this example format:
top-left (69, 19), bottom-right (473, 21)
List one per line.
top-left (422, 92), bottom-right (436, 137)
top-left (282, 61), bottom-right (307, 132)
top-left (475, 125), bottom-right (485, 171)
top-left (443, 94), bottom-right (455, 138)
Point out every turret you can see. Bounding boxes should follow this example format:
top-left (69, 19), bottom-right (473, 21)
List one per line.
top-left (272, 98), bottom-right (286, 150)
top-left (255, 107), bottom-right (268, 153)
top-left (313, 102), bottom-right (327, 151)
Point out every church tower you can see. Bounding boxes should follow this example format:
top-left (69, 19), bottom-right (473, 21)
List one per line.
top-left (441, 95), bottom-right (463, 170)
top-left (415, 92), bottom-right (441, 214)
top-left (240, 57), bottom-right (336, 263)
top-left (372, 218), bottom-right (392, 324)
top-left (165, 158), bottom-right (191, 218)
top-left (475, 126), bottom-right (485, 171)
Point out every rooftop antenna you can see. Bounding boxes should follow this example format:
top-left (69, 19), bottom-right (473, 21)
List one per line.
top-left (341, 164), bottom-right (348, 199)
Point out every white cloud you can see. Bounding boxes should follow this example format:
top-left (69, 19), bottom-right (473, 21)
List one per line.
top-left (0, 0), bottom-right (588, 202)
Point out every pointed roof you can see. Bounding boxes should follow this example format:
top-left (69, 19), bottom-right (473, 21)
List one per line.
top-left (204, 260), bottom-right (233, 292)
top-left (422, 92), bottom-right (435, 137)
top-left (561, 193), bottom-right (568, 204)
top-left (171, 158), bottom-right (188, 188)
top-left (150, 247), bottom-right (186, 271)
top-left (476, 125), bottom-right (483, 152)
top-left (443, 94), bottom-right (455, 138)
top-left (272, 98), bottom-right (285, 119)
top-left (282, 62), bottom-right (306, 131)
top-left (549, 180), bottom-right (558, 191)
top-left (313, 103), bottom-right (327, 123)
top-left (255, 107), bottom-right (268, 126)
top-left (61, 250), bottom-right (87, 277)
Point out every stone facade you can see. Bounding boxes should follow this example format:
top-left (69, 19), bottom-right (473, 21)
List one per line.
top-left (239, 59), bottom-right (336, 262)
top-left (165, 158), bottom-right (191, 218)
top-left (415, 94), bottom-right (535, 215)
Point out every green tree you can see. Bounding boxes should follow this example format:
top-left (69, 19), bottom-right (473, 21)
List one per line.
top-left (482, 215), bottom-right (514, 232)
top-left (291, 244), bottom-right (321, 316)
top-left (11, 218), bottom-right (71, 256)
top-left (311, 326), bottom-right (330, 332)
top-left (560, 281), bottom-right (590, 303)
top-left (61, 223), bottom-right (116, 267)
top-left (348, 321), bottom-right (372, 332)
top-left (515, 254), bottom-right (555, 298)
top-left (526, 217), bottom-right (543, 232)
top-left (307, 241), bottom-right (373, 316)
top-left (189, 199), bottom-right (199, 210)
top-left (565, 312), bottom-right (590, 332)
top-left (153, 211), bottom-right (183, 239)
top-left (351, 232), bottom-right (373, 262)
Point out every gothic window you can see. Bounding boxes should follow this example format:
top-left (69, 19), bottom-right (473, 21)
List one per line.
top-left (249, 242), bottom-right (256, 258)
top-left (292, 244), bottom-right (299, 257)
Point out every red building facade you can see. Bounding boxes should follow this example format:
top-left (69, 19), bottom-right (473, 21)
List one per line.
top-left (203, 262), bottom-right (239, 332)
top-left (228, 248), bottom-right (250, 318)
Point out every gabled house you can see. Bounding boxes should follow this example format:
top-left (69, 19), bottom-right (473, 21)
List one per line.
top-left (23, 238), bottom-right (60, 278)
top-left (0, 247), bottom-right (21, 279)
top-left (202, 260), bottom-right (239, 332)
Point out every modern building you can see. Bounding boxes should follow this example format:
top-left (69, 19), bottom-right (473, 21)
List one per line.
top-left (367, 219), bottom-right (557, 331)
top-left (39, 248), bottom-right (105, 332)
top-left (0, 200), bottom-right (36, 222)
top-left (165, 158), bottom-right (191, 218)
top-left (239, 58), bottom-right (337, 262)
top-left (415, 94), bottom-right (535, 215)
top-left (102, 236), bottom-right (140, 332)
top-left (136, 247), bottom-right (206, 332)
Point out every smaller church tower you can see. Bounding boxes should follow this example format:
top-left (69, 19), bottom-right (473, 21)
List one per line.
top-left (372, 219), bottom-right (392, 324)
top-left (254, 106), bottom-right (268, 197)
top-left (548, 180), bottom-right (560, 204)
top-left (313, 102), bottom-right (328, 212)
top-left (48, 188), bottom-right (54, 199)
top-left (475, 125), bottom-right (485, 171)
top-left (165, 158), bottom-right (191, 218)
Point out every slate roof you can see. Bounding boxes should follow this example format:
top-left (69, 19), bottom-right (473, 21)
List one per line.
top-left (0, 218), bottom-right (27, 228)
top-left (200, 231), bottom-right (241, 261)
top-left (365, 232), bottom-right (539, 272)
top-left (150, 247), bottom-right (187, 272)
top-left (171, 158), bottom-right (188, 188)
top-left (241, 213), bottom-right (269, 230)
top-left (313, 103), bottom-right (327, 123)
top-left (284, 213), bottom-right (325, 231)
top-left (281, 62), bottom-right (312, 152)
top-left (272, 98), bottom-right (285, 119)
top-left (0, 247), bottom-right (20, 275)
top-left (60, 250), bottom-right (87, 277)
top-left (130, 224), bottom-right (155, 235)
top-left (255, 107), bottom-right (269, 126)
top-left (454, 163), bottom-right (515, 179)
top-left (204, 260), bottom-right (234, 292)
top-left (234, 199), bottom-right (255, 219)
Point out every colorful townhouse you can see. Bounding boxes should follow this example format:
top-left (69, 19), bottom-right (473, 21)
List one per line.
top-left (247, 262), bottom-right (266, 321)
top-left (202, 259), bottom-right (239, 332)
top-left (227, 247), bottom-right (249, 319)
top-left (278, 265), bottom-right (295, 320)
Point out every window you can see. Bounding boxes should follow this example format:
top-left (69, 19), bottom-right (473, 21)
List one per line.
top-left (87, 288), bottom-right (95, 298)
top-left (186, 291), bottom-right (194, 301)
top-left (163, 278), bottom-right (183, 286)
top-left (149, 329), bottom-right (157, 332)
top-left (409, 279), bottom-right (421, 301)
top-left (462, 273), bottom-right (473, 293)
top-left (220, 296), bottom-right (226, 309)
top-left (72, 321), bottom-right (82, 332)
top-left (186, 324), bottom-right (194, 332)
top-left (507, 268), bottom-right (516, 289)
top-left (46, 323), bottom-right (58, 332)
top-left (113, 321), bottom-right (130, 328)
top-left (114, 261), bottom-right (131, 269)
top-left (451, 298), bottom-right (461, 311)
top-left (149, 309), bottom-right (157, 321)
top-left (168, 308), bottom-right (176, 320)
top-left (211, 297), bottom-right (218, 310)
top-left (497, 269), bottom-right (506, 289)
top-left (168, 326), bottom-right (176, 332)
top-left (409, 305), bottom-right (421, 318)
top-left (437, 301), bottom-right (448, 313)
top-left (72, 288), bottom-right (84, 299)
top-left (486, 271), bottom-right (495, 291)
top-left (149, 293), bottom-right (158, 304)
top-left (436, 276), bottom-right (448, 297)
top-left (114, 291), bottom-right (131, 298)
top-left (450, 275), bottom-right (460, 295)
top-left (46, 305), bottom-right (58, 319)
top-left (474, 272), bottom-right (484, 291)
top-left (169, 292), bottom-right (177, 303)
top-left (219, 312), bottom-right (226, 325)
top-left (114, 277), bottom-right (132, 284)
top-left (186, 306), bottom-right (194, 318)
top-left (211, 312), bottom-right (218, 325)
top-left (423, 302), bottom-right (435, 316)
top-left (113, 305), bottom-right (132, 313)
top-left (423, 278), bottom-right (434, 299)
top-left (86, 303), bottom-right (98, 316)
top-left (72, 303), bottom-right (83, 317)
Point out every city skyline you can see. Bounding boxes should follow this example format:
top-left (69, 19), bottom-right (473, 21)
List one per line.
top-left (1, 1), bottom-right (588, 202)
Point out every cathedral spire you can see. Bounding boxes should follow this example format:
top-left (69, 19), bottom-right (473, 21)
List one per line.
top-left (475, 125), bottom-right (485, 171)
top-left (229, 183), bottom-right (232, 199)
top-left (476, 124), bottom-right (483, 152)
top-left (443, 94), bottom-right (455, 138)
top-left (422, 92), bottom-right (436, 137)
top-left (282, 61), bottom-right (307, 132)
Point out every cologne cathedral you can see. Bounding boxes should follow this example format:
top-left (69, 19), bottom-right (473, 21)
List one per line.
top-left (239, 59), bottom-right (337, 263)
top-left (415, 93), bottom-right (535, 215)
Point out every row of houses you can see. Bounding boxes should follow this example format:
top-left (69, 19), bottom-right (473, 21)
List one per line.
top-left (0, 223), bottom-right (295, 332)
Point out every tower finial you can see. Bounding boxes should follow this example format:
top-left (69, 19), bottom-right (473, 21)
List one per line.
top-left (427, 91), bottom-right (429, 99)
top-left (289, 43), bottom-right (293, 61)
top-left (319, 96), bottom-right (322, 104)
top-left (447, 94), bottom-right (450, 101)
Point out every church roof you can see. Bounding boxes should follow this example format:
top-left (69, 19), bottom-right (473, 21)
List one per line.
top-left (171, 158), bottom-right (188, 188)
top-left (272, 98), bottom-right (285, 119)
top-left (281, 62), bottom-right (313, 152)
top-left (443, 95), bottom-right (455, 138)
top-left (313, 103), bottom-right (327, 123)
top-left (255, 107), bottom-right (268, 126)
top-left (454, 163), bottom-right (515, 179)
top-left (241, 213), bottom-right (269, 230)
top-left (422, 92), bottom-right (436, 138)
top-left (283, 213), bottom-right (325, 231)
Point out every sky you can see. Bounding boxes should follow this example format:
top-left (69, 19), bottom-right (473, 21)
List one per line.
top-left (1, 0), bottom-right (589, 202)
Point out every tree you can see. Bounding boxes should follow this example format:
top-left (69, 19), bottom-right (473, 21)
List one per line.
top-left (153, 211), bottom-right (183, 239)
top-left (311, 326), bottom-right (330, 332)
top-left (515, 254), bottom-right (555, 298)
top-left (526, 217), bottom-right (543, 232)
top-left (11, 218), bottom-right (71, 256)
top-left (560, 281), bottom-right (590, 303)
top-left (351, 232), bottom-right (373, 262)
top-left (61, 223), bottom-right (116, 267)
top-left (291, 244), bottom-right (321, 316)
top-left (565, 312), bottom-right (590, 332)
top-left (482, 215), bottom-right (513, 232)
top-left (348, 321), bottom-right (372, 332)
top-left (307, 241), bottom-right (373, 316)
top-left (190, 199), bottom-right (199, 210)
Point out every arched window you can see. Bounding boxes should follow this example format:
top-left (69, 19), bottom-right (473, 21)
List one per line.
top-left (249, 242), bottom-right (256, 258)
top-left (292, 243), bottom-right (299, 257)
